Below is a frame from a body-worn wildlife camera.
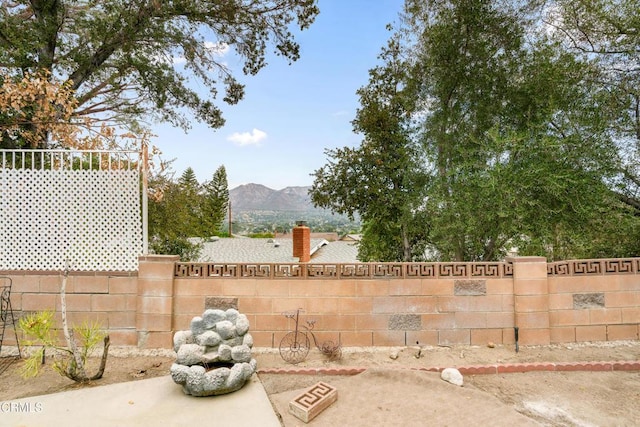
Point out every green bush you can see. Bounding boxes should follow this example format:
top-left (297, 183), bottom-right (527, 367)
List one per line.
top-left (150, 236), bottom-right (203, 261)
top-left (18, 310), bottom-right (109, 382)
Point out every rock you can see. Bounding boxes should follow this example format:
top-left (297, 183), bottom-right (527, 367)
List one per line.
top-left (172, 309), bottom-right (256, 396)
top-left (218, 344), bottom-right (232, 361)
top-left (441, 368), bottom-right (464, 386)
top-left (176, 344), bottom-right (205, 366)
top-left (190, 317), bottom-right (206, 336)
top-left (225, 308), bottom-right (239, 323)
top-left (206, 368), bottom-right (231, 392)
top-left (389, 350), bottom-right (399, 360)
top-left (216, 320), bottom-right (236, 339)
top-left (202, 309), bottom-right (226, 329)
top-left (201, 351), bottom-right (221, 364)
top-left (222, 337), bottom-right (243, 348)
top-left (487, 341), bottom-right (495, 348)
top-left (236, 313), bottom-right (250, 335)
top-left (243, 333), bottom-right (254, 348)
top-left (169, 363), bottom-right (190, 384)
top-left (173, 330), bottom-right (193, 353)
top-left (225, 363), bottom-right (246, 388)
top-left (185, 365), bottom-right (207, 395)
top-left (196, 330), bottom-right (222, 347)
top-left (201, 368), bottom-right (228, 395)
top-left (231, 344), bottom-right (252, 363)
top-left (246, 359), bottom-right (258, 377)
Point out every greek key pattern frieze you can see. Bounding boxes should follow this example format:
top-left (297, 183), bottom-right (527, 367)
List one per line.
top-left (372, 263), bottom-right (404, 277)
top-left (273, 264), bottom-right (304, 278)
top-left (438, 263), bottom-right (467, 277)
top-left (548, 258), bottom-right (640, 276)
top-left (307, 264), bottom-right (338, 278)
top-left (406, 263), bottom-right (437, 277)
top-left (175, 262), bottom-right (514, 279)
top-left (339, 264), bottom-right (372, 277)
top-left (240, 264), bottom-right (271, 278)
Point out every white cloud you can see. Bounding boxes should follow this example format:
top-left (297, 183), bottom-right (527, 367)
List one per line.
top-left (227, 128), bottom-right (267, 147)
top-left (205, 41), bottom-right (230, 56)
top-left (169, 41), bottom-right (229, 65)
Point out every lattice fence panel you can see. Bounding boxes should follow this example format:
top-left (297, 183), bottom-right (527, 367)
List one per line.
top-left (1, 167), bottom-right (142, 271)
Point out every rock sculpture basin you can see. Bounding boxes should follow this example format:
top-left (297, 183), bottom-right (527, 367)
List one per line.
top-left (170, 308), bottom-right (257, 396)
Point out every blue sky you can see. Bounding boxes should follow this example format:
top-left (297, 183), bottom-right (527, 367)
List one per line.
top-left (151, 0), bottom-right (405, 190)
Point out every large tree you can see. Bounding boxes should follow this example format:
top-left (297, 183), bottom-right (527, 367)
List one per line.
top-left (312, 0), bottom-right (637, 262)
top-left (542, 0), bottom-right (640, 213)
top-left (148, 166), bottom-right (203, 260)
top-left (0, 70), bottom-right (77, 148)
top-left (0, 0), bottom-right (319, 147)
top-left (147, 164), bottom-right (230, 259)
top-left (176, 167), bottom-right (202, 234)
top-left (405, 0), bottom-right (533, 261)
top-left (405, 0), bottom-right (634, 261)
top-left (310, 33), bottom-right (429, 262)
top-left (201, 165), bottom-right (229, 236)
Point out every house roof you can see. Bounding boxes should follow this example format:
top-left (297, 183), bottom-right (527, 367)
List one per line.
top-left (196, 237), bottom-right (359, 263)
top-left (341, 234), bottom-right (362, 241)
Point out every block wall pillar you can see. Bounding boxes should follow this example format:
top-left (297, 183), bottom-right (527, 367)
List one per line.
top-left (508, 256), bottom-right (550, 345)
top-left (136, 255), bottom-right (178, 348)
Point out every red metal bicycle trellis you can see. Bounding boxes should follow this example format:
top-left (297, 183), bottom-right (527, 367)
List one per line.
top-left (279, 308), bottom-right (341, 364)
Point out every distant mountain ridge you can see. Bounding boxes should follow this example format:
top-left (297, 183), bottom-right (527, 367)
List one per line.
top-left (229, 183), bottom-right (314, 211)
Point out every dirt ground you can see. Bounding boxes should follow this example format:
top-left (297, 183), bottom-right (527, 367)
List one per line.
top-left (1, 341), bottom-right (639, 426)
top-left (257, 341), bottom-right (640, 427)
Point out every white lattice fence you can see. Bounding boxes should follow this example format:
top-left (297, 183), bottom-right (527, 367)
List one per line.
top-left (0, 150), bottom-right (142, 271)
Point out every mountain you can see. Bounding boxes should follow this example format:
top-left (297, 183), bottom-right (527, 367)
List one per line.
top-left (228, 183), bottom-right (360, 235)
top-left (229, 183), bottom-right (314, 212)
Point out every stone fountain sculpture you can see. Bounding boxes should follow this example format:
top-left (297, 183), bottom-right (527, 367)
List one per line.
top-left (170, 308), bottom-right (257, 396)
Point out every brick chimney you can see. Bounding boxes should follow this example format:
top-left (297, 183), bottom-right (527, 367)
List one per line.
top-left (292, 221), bottom-right (311, 262)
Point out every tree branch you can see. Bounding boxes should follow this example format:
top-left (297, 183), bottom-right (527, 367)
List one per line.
top-left (617, 192), bottom-right (640, 212)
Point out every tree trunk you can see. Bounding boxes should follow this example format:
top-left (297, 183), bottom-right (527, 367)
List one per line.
top-left (88, 335), bottom-right (110, 381)
top-left (60, 268), bottom-right (86, 380)
top-left (401, 224), bottom-right (411, 262)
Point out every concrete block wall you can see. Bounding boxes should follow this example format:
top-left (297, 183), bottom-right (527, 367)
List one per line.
top-left (172, 275), bottom-right (516, 348)
top-left (549, 269), bottom-right (640, 343)
top-left (2, 271), bottom-right (138, 347)
top-left (2, 256), bottom-right (639, 350)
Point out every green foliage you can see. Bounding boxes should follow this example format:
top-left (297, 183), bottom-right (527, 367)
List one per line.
top-left (311, 32), bottom-right (427, 261)
top-left (248, 232), bottom-right (275, 238)
top-left (202, 166), bottom-right (230, 236)
top-left (176, 167), bottom-right (204, 236)
top-left (405, 0), bottom-right (638, 261)
top-left (18, 311), bottom-right (107, 380)
top-left (547, 0), bottom-right (640, 214)
top-left (20, 347), bottom-right (45, 380)
top-left (74, 319), bottom-right (109, 361)
top-left (148, 164), bottom-right (228, 259)
top-left (313, 0), bottom-right (640, 262)
top-left (149, 236), bottom-right (203, 262)
top-left (0, 1), bottom-right (320, 133)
